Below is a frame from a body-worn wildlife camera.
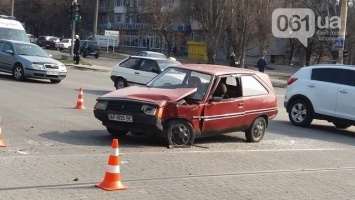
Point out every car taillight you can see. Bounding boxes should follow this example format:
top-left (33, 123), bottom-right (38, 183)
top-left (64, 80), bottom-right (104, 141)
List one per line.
top-left (287, 77), bottom-right (298, 85)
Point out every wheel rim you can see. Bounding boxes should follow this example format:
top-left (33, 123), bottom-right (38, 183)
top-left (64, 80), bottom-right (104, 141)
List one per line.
top-left (291, 103), bottom-right (307, 123)
top-left (171, 124), bottom-right (190, 146)
top-left (252, 120), bottom-right (265, 138)
top-left (116, 80), bottom-right (125, 89)
top-left (14, 67), bottom-right (22, 79)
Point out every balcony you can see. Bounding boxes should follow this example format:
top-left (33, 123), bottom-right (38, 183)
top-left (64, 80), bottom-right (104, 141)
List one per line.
top-left (114, 6), bottom-right (127, 14)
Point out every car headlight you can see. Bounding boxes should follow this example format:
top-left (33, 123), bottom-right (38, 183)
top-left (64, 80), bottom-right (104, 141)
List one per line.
top-left (58, 64), bottom-right (66, 68)
top-left (94, 101), bottom-right (108, 110)
top-left (29, 63), bottom-right (44, 70)
top-left (141, 105), bottom-right (156, 115)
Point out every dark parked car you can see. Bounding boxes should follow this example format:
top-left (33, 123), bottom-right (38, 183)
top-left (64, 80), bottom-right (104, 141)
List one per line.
top-left (36, 36), bottom-right (59, 48)
top-left (45, 37), bottom-right (60, 49)
top-left (80, 40), bottom-right (100, 58)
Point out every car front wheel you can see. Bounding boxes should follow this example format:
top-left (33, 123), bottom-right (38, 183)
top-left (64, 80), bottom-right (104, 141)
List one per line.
top-left (106, 127), bottom-right (128, 137)
top-left (245, 117), bottom-right (266, 142)
top-left (288, 99), bottom-right (313, 127)
top-left (115, 78), bottom-right (126, 89)
top-left (166, 119), bottom-right (195, 148)
top-left (12, 64), bottom-right (26, 81)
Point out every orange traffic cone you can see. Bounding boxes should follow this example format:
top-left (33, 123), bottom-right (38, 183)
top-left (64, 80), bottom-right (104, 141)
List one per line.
top-left (96, 139), bottom-right (127, 191)
top-left (74, 87), bottom-right (85, 110)
top-left (0, 121), bottom-right (6, 147)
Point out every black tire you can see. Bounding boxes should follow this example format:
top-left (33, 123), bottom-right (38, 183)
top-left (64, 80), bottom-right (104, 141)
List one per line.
top-left (81, 51), bottom-right (87, 58)
top-left (12, 64), bottom-right (26, 81)
top-left (115, 78), bottom-right (127, 89)
top-left (333, 122), bottom-right (351, 129)
top-left (106, 127), bottom-right (128, 137)
top-left (245, 117), bottom-right (266, 142)
top-left (288, 99), bottom-right (313, 127)
top-left (95, 54), bottom-right (99, 58)
top-left (166, 119), bottom-right (195, 148)
top-left (50, 79), bottom-right (61, 84)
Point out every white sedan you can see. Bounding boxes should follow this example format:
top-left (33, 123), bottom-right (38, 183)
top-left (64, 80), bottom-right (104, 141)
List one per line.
top-left (55, 38), bottom-right (72, 50)
top-left (110, 56), bottom-right (181, 89)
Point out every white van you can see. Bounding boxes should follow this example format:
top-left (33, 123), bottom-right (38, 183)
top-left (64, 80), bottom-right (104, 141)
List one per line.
top-left (0, 15), bottom-right (30, 42)
top-left (86, 35), bottom-right (119, 50)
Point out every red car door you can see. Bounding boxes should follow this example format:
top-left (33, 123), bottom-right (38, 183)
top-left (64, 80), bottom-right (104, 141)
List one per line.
top-left (201, 77), bottom-right (246, 133)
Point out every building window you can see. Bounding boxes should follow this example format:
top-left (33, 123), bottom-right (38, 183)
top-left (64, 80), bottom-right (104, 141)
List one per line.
top-left (114, 0), bottom-right (123, 6)
top-left (115, 14), bottom-right (123, 22)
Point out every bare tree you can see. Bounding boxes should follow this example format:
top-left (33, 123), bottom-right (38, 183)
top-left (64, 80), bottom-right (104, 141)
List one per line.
top-left (0, 0), bottom-right (11, 15)
top-left (140, 0), bottom-right (182, 56)
top-left (11, 0), bottom-right (72, 36)
top-left (254, 0), bottom-right (283, 58)
top-left (226, 0), bottom-right (259, 68)
top-left (193, 0), bottom-right (231, 64)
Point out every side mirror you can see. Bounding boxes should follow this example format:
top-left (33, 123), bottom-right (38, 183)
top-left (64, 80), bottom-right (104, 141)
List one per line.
top-left (5, 50), bottom-right (14, 54)
top-left (48, 54), bottom-right (53, 58)
top-left (212, 96), bottom-right (223, 102)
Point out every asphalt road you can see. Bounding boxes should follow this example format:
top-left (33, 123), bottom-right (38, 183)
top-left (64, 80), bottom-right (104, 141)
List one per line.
top-left (1, 67), bottom-right (355, 200)
top-left (48, 49), bottom-right (124, 69)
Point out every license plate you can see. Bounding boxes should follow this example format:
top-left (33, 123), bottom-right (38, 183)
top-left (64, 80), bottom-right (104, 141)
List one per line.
top-left (47, 71), bottom-right (59, 75)
top-left (108, 114), bottom-right (133, 122)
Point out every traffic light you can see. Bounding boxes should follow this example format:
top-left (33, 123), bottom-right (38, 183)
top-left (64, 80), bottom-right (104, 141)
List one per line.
top-left (67, 4), bottom-right (74, 28)
top-left (343, 49), bottom-right (349, 58)
top-left (74, 3), bottom-right (81, 22)
top-left (69, 4), bottom-right (74, 20)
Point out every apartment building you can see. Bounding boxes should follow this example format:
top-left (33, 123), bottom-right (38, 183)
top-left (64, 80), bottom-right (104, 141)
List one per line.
top-left (97, 0), bottom-right (196, 52)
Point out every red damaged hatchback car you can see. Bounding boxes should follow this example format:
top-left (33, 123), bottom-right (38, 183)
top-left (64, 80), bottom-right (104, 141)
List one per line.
top-left (93, 64), bottom-right (278, 147)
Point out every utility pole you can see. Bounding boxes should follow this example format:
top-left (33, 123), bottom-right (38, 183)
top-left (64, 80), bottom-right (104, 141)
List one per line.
top-left (70, 0), bottom-right (78, 56)
top-left (338, 0), bottom-right (348, 64)
top-left (93, 0), bottom-right (99, 41)
top-left (11, 0), bottom-right (14, 16)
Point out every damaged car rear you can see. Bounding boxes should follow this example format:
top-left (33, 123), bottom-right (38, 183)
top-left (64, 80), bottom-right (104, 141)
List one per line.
top-left (93, 64), bottom-right (278, 148)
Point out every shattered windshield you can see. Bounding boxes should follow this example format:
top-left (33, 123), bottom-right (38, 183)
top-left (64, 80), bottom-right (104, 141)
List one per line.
top-left (147, 67), bottom-right (212, 100)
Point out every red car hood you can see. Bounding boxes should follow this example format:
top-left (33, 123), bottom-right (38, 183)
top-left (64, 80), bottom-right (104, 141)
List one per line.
top-left (99, 86), bottom-right (197, 106)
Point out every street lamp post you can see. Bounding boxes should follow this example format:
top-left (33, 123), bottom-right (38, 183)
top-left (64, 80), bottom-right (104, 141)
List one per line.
top-left (93, 0), bottom-right (99, 41)
top-left (11, 0), bottom-right (14, 16)
top-left (338, 0), bottom-right (348, 64)
top-left (70, 0), bottom-right (78, 56)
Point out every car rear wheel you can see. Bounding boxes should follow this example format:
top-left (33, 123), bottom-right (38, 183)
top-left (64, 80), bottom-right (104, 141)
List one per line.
top-left (166, 119), bottom-right (195, 148)
top-left (81, 51), bottom-right (87, 58)
top-left (333, 122), bottom-right (351, 129)
top-left (50, 79), bottom-right (61, 84)
top-left (95, 55), bottom-right (99, 58)
top-left (12, 64), bottom-right (26, 81)
top-left (106, 127), bottom-right (128, 137)
top-left (288, 99), bottom-right (313, 127)
top-left (115, 78), bottom-right (126, 89)
top-left (245, 117), bottom-right (266, 142)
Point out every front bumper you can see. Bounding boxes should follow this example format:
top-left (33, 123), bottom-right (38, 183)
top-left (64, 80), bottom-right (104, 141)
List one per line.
top-left (25, 68), bottom-right (67, 80)
top-left (94, 110), bottom-right (164, 135)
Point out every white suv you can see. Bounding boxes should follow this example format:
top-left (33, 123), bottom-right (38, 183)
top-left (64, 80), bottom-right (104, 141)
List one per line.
top-left (111, 56), bottom-right (181, 89)
top-left (284, 65), bottom-right (355, 129)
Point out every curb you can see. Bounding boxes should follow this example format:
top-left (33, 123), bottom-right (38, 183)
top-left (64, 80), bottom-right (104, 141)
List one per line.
top-left (66, 64), bottom-right (288, 88)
